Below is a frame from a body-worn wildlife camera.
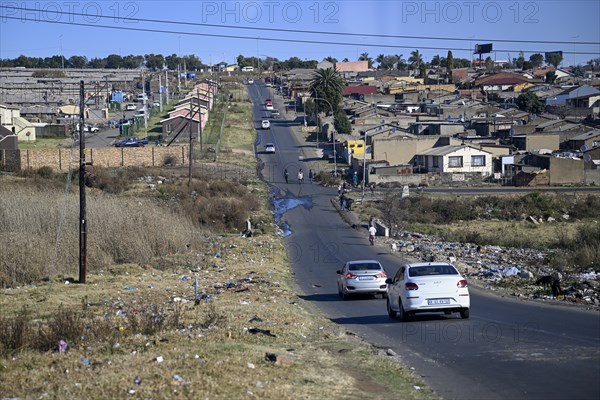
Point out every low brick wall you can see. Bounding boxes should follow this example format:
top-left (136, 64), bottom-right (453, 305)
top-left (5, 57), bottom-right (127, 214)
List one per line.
top-left (1, 146), bottom-right (189, 172)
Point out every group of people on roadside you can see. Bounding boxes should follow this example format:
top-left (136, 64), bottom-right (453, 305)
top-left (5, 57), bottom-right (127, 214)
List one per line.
top-left (283, 168), bottom-right (314, 184)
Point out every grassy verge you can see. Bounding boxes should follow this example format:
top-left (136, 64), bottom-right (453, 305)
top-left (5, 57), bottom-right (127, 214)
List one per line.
top-left (18, 137), bottom-right (73, 149)
top-left (0, 171), bottom-right (436, 400)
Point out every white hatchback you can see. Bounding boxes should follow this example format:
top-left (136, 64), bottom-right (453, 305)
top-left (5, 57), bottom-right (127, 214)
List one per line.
top-left (264, 143), bottom-right (276, 154)
top-left (261, 120), bottom-right (270, 129)
top-left (386, 262), bottom-right (470, 321)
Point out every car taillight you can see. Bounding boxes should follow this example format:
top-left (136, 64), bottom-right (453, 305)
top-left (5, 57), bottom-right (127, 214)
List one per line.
top-left (345, 273), bottom-right (356, 279)
top-left (375, 271), bottom-right (387, 278)
top-left (457, 279), bottom-right (468, 288)
top-left (405, 282), bottom-right (419, 290)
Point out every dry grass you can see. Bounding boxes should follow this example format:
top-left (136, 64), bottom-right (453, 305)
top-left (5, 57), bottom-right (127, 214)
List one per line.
top-left (0, 166), bottom-right (436, 400)
top-left (0, 236), bottom-right (435, 400)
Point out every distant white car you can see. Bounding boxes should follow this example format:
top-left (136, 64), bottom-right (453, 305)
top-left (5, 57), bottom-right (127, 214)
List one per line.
top-left (125, 103), bottom-right (137, 111)
top-left (264, 143), bottom-right (275, 154)
top-left (265, 104), bottom-right (274, 111)
top-left (386, 262), bottom-right (470, 321)
top-left (152, 102), bottom-right (160, 107)
top-left (261, 120), bottom-right (270, 129)
top-left (248, 79), bottom-right (254, 84)
top-left (83, 124), bottom-right (99, 133)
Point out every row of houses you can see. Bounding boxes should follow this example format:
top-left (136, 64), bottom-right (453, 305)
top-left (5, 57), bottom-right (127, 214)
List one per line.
top-left (277, 61), bottom-right (600, 186)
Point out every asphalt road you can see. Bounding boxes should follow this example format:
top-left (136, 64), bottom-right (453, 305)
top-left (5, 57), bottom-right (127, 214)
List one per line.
top-left (249, 82), bottom-right (600, 400)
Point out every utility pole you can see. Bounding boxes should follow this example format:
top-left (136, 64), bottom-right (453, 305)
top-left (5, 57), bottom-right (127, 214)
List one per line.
top-left (78, 80), bottom-right (87, 284)
top-left (165, 69), bottom-right (169, 104)
top-left (197, 88), bottom-right (203, 151)
top-left (158, 74), bottom-right (163, 112)
top-left (188, 97), bottom-right (193, 186)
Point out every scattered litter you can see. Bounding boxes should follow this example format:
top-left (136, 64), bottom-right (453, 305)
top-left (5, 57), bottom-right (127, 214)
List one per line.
top-left (133, 377), bottom-right (142, 385)
top-left (81, 357), bottom-right (90, 367)
top-left (248, 328), bottom-right (276, 337)
top-left (264, 352), bottom-right (277, 363)
top-left (58, 340), bottom-right (68, 353)
top-left (248, 315), bottom-right (263, 323)
top-left (247, 362), bottom-right (255, 369)
top-left (414, 386), bottom-right (422, 390)
top-left (171, 374), bottom-right (187, 385)
top-left (386, 349), bottom-right (397, 356)
top-left (124, 287), bottom-right (137, 291)
top-left (155, 356), bottom-right (164, 363)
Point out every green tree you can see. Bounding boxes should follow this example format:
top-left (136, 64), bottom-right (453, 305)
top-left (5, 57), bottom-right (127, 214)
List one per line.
top-left (88, 57), bottom-right (106, 68)
top-left (184, 54), bottom-right (203, 71)
top-left (447, 50), bottom-right (454, 70)
top-left (431, 54), bottom-right (441, 67)
top-left (324, 56), bottom-right (338, 63)
top-left (529, 53), bottom-right (544, 68)
top-left (67, 55), bottom-right (87, 68)
top-left (408, 49), bottom-right (423, 70)
top-left (359, 52), bottom-right (373, 68)
top-left (309, 67), bottom-right (346, 115)
top-left (122, 55), bottom-right (144, 69)
top-left (545, 70), bottom-right (557, 84)
top-left (334, 109), bottom-right (351, 134)
top-left (145, 54), bottom-right (165, 71)
top-left (516, 91), bottom-right (545, 114)
top-left (545, 52), bottom-right (563, 68)
top-left (419, 63), bottom-right (427, 79)
top-left (105, 54), bottom-right (123, 69)
top-left (165, 53), bottom-right (182, 70)
top-left (485, 56), bottom-right (495, 71)
top-left (514, 51), bottom-right (525, 69)
top-left (303, 98), bottom-right (316, 121)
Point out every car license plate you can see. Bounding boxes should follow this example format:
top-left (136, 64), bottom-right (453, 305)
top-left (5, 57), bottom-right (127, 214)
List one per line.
top-left (358, 276), bottom-right (375, 281)
top-left (428, 299), bottom-right (450, 305)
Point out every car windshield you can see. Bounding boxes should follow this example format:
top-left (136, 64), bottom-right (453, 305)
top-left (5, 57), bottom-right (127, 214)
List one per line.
top-left (348, 262), bottom-right (382, 271)
top-left (408, 265), bottom-right (458, 277)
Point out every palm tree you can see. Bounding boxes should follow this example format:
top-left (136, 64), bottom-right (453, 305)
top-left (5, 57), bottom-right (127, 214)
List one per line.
top-left (408, 50), bottom-right (423, 70)
top-left (310, 67), bottom-right (346, 114)
top-left (359, 52), bottom-right (373, 68)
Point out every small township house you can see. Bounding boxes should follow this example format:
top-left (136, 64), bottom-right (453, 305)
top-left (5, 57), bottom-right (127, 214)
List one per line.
top-left (414, 144), bottom-right (493, 176)
top-left (0, 103), bottom-right (36, 141)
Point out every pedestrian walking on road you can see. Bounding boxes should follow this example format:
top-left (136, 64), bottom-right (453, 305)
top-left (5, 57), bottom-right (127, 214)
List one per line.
top-left (309, 169), bottom-right (314, 184)
top-left (298, 169), bottom-right (304, 184)
top-left (352, 172), bottom-right (359, 187)
top-left (284, 168), bottom-right (289, 183)
top-left (370, 182), bottom-right (375, 197)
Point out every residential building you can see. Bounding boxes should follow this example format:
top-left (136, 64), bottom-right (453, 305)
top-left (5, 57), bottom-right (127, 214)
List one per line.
top-left (0, 103), bottom-right (36, 141)
top-left (414, 144), bottom-right (493, 176)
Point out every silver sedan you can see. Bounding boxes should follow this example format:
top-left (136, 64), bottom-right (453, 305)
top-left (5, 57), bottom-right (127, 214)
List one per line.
top-left (336, 260), bottom-right (388, 300)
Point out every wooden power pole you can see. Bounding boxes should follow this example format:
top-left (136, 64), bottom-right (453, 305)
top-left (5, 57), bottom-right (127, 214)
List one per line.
top-left (78, 80), bottom-right (87, 283)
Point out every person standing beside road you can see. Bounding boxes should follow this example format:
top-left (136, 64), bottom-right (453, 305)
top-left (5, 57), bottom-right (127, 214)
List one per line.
top-left (298, 169), bottom-right (304, 184)
top-left (353, 172), bottom-right (359, 187)
top-left (284, 168), bottom-right (289, 183)
top-left (309, 169), bottom-right (314, 184)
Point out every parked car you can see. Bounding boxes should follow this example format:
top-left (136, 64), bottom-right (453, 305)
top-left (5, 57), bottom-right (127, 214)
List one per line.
top-left (152, 102), bottom-right (160, 107)
top-left (114, 137), bottom-right (149, 147)
top-left (248, 79), bottom-right (254, 84)
top-left (261, 120), bottom-right (270, 129)
top-left (83, 124), bottom-right (99, 133)
top-left (336, 260), bottom-right (388, 300)
top-left (125, 103), bottom-right (137, 111)
top-left (386, 262), bottom-right (470, 322)
top-left (264, 143), bottom-right (276, 154)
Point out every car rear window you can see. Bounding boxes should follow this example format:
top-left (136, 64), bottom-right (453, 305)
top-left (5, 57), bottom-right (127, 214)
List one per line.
top-left (349, 263), bottom-right (382, 271)
top-left (408, 265), bottom-right (458, 277)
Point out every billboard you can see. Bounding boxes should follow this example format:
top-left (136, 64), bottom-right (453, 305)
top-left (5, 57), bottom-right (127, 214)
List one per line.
top-left (474, 43), bottom-right (493, 54)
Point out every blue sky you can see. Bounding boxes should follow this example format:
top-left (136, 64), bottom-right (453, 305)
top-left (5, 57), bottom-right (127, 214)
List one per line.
top-left (1, 0), bottom-right (599, 66)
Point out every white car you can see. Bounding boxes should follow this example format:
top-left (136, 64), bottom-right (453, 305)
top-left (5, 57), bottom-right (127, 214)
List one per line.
top-left (83, 124), bottom-right (99, 133)
top-left (125, 103), bottom-right (137, 111)
top-left (264, 143), bottom-right (275, 154)
top-left (386, 262), bottom-right (470, 321)
top-left (248, 79), bottom-right (254, 84)
top-left (261, 120), bottom-right (270, 129)
top-left (265, 104), bottom-right (274, 111)
top-left (337, 260), bottom-right (388, 300)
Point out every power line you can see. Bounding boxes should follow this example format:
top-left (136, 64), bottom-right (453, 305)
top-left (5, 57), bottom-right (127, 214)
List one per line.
top-left (2, 15), bottom-right (599, 56)
top-left (1, 5), bottom-right (598, 46)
